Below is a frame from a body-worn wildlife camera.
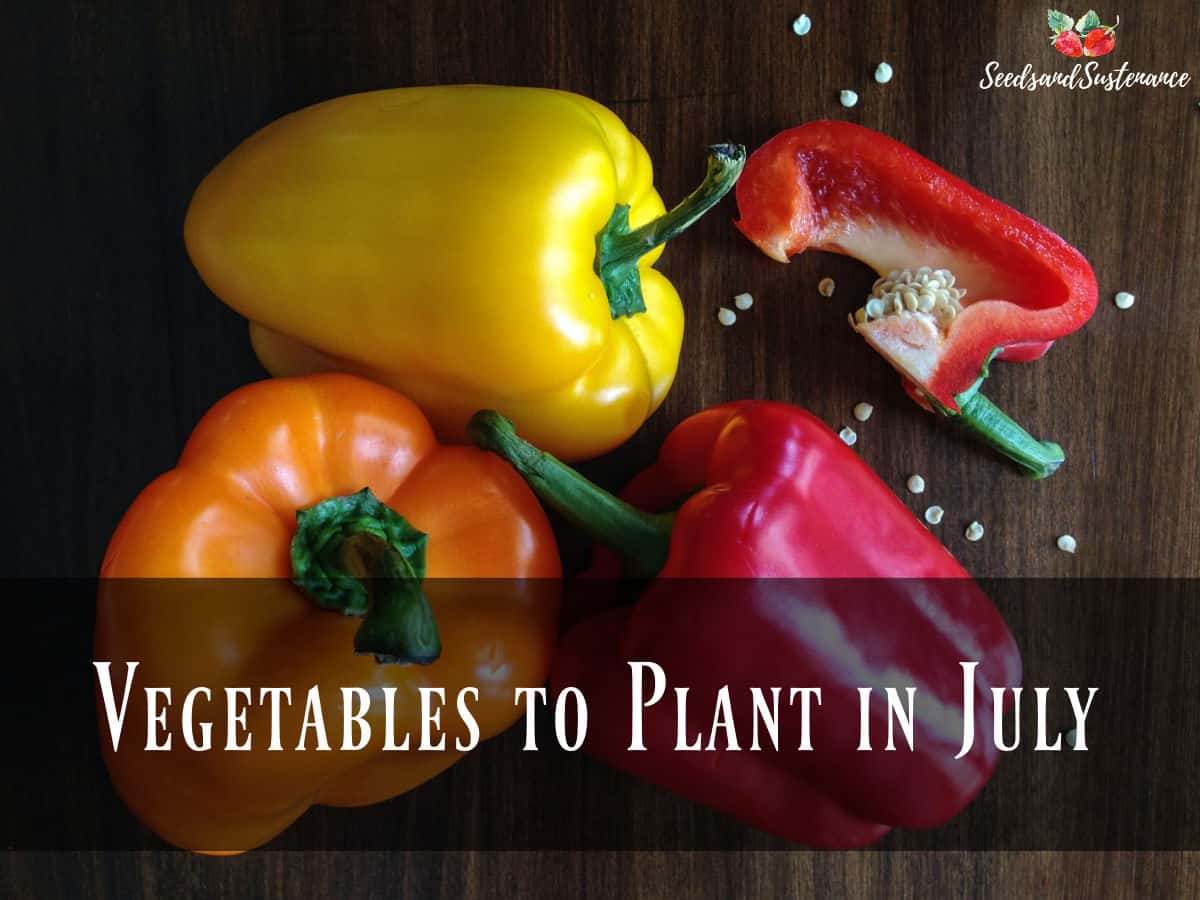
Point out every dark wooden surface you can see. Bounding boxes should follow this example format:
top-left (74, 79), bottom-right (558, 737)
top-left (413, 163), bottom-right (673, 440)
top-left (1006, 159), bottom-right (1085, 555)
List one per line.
top-left (3, 0), bottom-right (1198, 896)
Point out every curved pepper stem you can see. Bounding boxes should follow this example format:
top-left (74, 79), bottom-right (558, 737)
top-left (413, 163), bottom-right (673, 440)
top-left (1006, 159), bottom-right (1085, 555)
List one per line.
top-left (468, 410), bottom-right (673, 578)
top-left (291, 487), bottom-right (440, 664)
top-left (952, 392), bottom-right (1065, 479)
top-left (596, 143), bottom-right (746, 319)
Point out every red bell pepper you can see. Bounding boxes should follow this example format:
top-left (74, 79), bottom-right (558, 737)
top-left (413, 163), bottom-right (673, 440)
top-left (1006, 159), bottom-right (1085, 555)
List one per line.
top-left (735, 121), bottom-right (1098, 478)
top-left (469, 404), bottom-right (1022, 847)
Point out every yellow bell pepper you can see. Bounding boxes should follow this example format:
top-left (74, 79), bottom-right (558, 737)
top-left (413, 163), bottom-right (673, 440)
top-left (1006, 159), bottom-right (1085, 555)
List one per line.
top-left (184, 85), bottom-right (744, 460)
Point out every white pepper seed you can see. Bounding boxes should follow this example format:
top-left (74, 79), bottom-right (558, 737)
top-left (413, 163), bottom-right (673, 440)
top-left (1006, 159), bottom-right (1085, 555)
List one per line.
top-left (1114, 291), bottom-right (1135, 309)
top-left (791, 14), bottom-right (811, 36)
top-left (924, 505), bottom-right (944, 525)
top-left (1057, 534), bottom-right (1078, 554)
top-left (907, 475), bottom-right (926, 494)
top-left (839, 90), bottom-right (859, 108)
top-left (865, 299), bottom-right (885, 318)
top-left (965, 521), bottom-right (985, 542)
top-left (818, 277), bottom-right (836, 297)
top-left (853, 402), bottom-right (874, 422)
top-left (838, 426), bottom-right (857, 446)
top-left (717, 307), bottom-right (737, 326)
top-left (733, 292), bottom-right (754, 310)
top-left (874, 62), bottom-right (893, 84)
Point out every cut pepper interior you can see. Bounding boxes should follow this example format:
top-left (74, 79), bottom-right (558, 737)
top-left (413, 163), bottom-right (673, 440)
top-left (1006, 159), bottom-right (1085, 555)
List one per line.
top-left (735, 121), bottom-right (1097, 478)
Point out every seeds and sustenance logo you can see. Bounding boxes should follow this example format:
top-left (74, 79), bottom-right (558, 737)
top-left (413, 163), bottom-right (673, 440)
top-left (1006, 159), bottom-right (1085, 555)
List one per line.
top-left (1047, 9), bottom-right (1118, 58)
top-left (978, 7), bottom-right (1191, 92)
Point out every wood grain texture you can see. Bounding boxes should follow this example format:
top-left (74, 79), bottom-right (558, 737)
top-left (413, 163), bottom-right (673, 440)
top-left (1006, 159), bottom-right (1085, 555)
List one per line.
top-left (2, 0), bottom-right (1198, 895)
top-left (3, 852), bottom-right (1199, 899)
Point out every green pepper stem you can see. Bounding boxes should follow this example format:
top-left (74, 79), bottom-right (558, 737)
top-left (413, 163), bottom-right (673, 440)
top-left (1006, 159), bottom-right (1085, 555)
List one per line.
top-left (954, 392), bottom-right (1065, 479)
top-left (603, 143), bottom-right (747, 264)
top-left (290, 488), bottom-right (440, 664)
top-left (468, 411), bottom-right (673, 578)
top-left (596, 143), bottom-right (746, 319)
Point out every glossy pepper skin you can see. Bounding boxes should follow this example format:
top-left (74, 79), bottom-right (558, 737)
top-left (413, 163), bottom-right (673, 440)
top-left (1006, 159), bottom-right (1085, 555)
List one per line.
top-left (97, 374), bottom-right (560, 852)
top-left (735, 121), bottom-right (1097, 478)
top-left (470, 403), bottom-right (1022, 848)
top-left (184, 85), bottom-right (745, 461)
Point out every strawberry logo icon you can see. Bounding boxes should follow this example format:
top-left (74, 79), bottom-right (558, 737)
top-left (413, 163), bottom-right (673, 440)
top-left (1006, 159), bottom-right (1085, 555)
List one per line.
top-left (1083, 21), bottom-right (1118, 56)
top-left (1053, 29), bottom-right (1084, 57)
top-left (1047, 9), bottom-right (1119, 58)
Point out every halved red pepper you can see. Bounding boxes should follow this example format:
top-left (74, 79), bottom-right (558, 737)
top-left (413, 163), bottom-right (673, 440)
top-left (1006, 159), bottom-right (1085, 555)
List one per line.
top-left (469, 404), bottom-right (1021, 847)
top-left (735, 121), bottom-right (1098, 478)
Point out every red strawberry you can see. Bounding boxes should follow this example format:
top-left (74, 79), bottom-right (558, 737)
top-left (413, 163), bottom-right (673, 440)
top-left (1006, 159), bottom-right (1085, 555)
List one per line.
top-left (1084, 26), bottom-right (1116, 57)
top-left (1053, 30), bottom-right (1084, 57)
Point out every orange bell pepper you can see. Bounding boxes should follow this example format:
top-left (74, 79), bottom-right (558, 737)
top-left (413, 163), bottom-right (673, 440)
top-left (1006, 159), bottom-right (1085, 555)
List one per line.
top-left (96, 373), bottom-right (560, 852)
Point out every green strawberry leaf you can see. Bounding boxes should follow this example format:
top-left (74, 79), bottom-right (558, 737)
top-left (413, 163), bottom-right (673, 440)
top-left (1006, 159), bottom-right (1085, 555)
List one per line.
top-left (1047, 9), bottom-right (1075, 34)
top-left (1075, 9), bottom-right (1100, 34)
